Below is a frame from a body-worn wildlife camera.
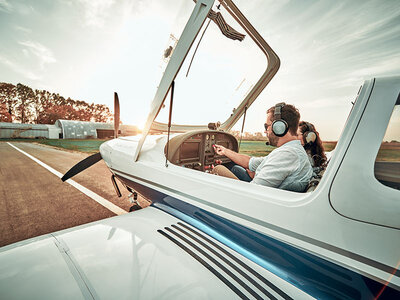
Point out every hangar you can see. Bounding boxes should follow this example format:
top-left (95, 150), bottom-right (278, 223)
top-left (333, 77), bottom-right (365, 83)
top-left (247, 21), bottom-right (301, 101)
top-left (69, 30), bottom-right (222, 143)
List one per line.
top-left (0, 122), bottom-right (60, 139)
top-left (0, 120), bottom-right (138, 139)
top-left (55, 120), bottom-right (113, 139)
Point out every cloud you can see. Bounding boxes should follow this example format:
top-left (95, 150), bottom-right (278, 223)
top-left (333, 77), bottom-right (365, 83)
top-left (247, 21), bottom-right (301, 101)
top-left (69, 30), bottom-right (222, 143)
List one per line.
top-left (22, 49), bottom-right (30, 58)
top-left (0, 0), bottom-right (12, 13)
top-left (18, 40), bottom-right (56, 68)
top-left (16, 3), bottom-right (35, 15)
top-left (348, 56), bottom-right (400, 78)
top-left (0, 55), bottom-right (41, 80)
top-left (14, 25), bottom-right (32, 33)
top-left (78, 0), bottom-right (115, 28)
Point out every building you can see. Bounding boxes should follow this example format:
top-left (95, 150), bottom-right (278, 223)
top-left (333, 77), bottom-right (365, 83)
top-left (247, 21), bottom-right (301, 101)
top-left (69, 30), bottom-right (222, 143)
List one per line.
top-left (0, 120), bottom-right (139, 139)
top-left (0, 122), bottom-right (60, 139)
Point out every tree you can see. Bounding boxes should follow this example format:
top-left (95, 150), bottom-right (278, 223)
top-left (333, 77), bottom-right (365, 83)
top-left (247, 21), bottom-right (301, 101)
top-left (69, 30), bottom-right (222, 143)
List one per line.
top-left (0, 102), bottom-right (12, 122)
top-left (90, 103), bottom-right (112, 122)
top-left (1, 81), bottom-right (113, 124)
top-left (0, 83), bottom-right (17, 122)
top-left (32, 89), bottom-right (47, 123)
top-left (16, 83), bottom-right (35, 123)
top-left (37, 104), bottom-right (79, 124)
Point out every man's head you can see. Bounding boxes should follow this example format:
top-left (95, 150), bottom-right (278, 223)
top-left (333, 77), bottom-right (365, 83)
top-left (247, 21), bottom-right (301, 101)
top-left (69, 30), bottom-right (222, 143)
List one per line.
top-left (265, 103), bottom-right (300, 146)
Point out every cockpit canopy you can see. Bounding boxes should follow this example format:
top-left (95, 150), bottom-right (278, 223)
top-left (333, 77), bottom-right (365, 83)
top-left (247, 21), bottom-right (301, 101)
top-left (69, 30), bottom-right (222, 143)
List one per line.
top-left (134, 0), bottom-right (280, 161)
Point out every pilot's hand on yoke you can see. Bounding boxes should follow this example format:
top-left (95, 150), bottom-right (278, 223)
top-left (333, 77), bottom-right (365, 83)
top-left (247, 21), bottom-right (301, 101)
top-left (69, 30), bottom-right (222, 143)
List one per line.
top-left (213, 144), bottom-right (226, 156)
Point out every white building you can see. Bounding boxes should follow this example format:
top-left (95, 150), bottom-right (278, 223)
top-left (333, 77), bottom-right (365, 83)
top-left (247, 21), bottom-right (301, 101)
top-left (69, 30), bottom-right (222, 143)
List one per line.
top-left (0, 120), bottom-right (138, 139)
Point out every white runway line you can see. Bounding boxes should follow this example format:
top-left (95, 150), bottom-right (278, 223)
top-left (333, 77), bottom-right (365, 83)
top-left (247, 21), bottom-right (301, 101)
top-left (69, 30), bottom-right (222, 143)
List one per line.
top-left (7, 142), bottom-right (127, 216)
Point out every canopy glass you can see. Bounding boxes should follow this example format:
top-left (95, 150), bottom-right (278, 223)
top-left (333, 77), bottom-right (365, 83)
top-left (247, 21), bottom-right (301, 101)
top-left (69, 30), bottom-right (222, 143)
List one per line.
top-left (153, 1), bottom-right (267, 128)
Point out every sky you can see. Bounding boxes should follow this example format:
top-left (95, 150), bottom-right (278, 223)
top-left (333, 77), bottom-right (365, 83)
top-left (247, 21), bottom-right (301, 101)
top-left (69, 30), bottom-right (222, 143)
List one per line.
top-left (1, 0), bottom-right (399, 141)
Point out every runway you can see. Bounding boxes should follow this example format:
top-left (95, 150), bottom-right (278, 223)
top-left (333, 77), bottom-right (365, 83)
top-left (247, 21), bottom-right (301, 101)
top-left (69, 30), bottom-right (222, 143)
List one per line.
top-left (0, 142), bottom-right (147, 247)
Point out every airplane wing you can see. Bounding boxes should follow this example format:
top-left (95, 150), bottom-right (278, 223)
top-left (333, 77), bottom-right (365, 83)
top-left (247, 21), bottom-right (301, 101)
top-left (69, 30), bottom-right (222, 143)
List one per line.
top-left (0, 207), bottom-right (301, 299)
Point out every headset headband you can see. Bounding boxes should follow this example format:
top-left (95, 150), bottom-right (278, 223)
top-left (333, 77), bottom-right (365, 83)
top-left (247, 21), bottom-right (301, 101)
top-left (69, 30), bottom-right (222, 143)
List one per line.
top-left (304, 121), bottom-right (313, 132)
top-left (274, 102), bottom-right (285, 121)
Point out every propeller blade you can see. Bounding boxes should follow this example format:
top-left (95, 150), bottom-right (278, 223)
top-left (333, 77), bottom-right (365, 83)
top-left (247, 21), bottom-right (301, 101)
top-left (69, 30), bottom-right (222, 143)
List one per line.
top-left (114, 92), bottom-right (120, 138)
top-left (61, 152), bottom-right (102, 182)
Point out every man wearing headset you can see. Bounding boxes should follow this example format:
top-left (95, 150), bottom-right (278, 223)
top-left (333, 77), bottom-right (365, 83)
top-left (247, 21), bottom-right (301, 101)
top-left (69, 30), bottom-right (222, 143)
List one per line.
top-left (213, 102), bottom-right (313, 192)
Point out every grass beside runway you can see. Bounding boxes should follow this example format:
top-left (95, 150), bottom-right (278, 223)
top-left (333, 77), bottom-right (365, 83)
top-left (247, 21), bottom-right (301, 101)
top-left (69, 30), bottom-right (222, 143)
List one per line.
top-left (237, 140), bottom-right (275, 157)
top-left (37, 139), bottom-right (107, 153)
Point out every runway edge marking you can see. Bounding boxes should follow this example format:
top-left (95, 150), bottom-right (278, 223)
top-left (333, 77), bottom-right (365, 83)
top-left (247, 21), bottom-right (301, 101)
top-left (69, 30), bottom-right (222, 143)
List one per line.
top-left (7, 142), bottom-right (127, 216)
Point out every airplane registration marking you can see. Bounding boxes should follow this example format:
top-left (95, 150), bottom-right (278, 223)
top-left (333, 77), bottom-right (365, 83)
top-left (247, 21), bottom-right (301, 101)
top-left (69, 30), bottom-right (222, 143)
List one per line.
top-left (7, 142), bottom-right (127, 216)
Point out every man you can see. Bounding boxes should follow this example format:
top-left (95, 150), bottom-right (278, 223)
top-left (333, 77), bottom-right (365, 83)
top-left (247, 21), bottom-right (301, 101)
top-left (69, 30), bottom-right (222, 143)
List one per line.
top-left (212, 102), bottom-right (313, 192)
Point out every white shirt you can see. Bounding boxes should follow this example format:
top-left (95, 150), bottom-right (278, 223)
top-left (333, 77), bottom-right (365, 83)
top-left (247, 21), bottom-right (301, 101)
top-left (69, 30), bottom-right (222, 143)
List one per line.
top-left (248, 140), bottom-right (313, 192)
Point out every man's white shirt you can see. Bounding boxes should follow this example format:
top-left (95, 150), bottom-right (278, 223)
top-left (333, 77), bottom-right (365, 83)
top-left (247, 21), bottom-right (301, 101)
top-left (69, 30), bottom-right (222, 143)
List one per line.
top-left (248, 140), bottom-right (313, 192)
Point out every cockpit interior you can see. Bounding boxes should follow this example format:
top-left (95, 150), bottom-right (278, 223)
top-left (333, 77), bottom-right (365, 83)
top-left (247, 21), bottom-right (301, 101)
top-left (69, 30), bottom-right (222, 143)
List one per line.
top-left (164, 130), bottom-right (238, 172)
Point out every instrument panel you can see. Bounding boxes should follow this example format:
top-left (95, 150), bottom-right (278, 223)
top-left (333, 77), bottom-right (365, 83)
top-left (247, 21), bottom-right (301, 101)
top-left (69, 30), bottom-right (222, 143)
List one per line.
top-left (165, 130), bottom-right (238, 172)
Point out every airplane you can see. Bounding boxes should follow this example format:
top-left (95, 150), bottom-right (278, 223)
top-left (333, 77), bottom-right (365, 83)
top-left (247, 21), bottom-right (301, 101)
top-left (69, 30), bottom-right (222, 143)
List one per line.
top-left (1, 0), bottom-right (399, 299)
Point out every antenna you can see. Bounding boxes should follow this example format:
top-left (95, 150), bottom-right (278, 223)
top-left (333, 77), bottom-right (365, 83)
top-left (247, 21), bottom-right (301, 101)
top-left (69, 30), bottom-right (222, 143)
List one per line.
top-left (186, 19), bottom-right (211, 77)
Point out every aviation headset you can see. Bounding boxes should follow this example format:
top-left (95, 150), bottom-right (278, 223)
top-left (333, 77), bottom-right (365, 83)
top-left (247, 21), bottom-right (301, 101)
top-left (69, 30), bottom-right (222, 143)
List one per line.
top-left (271, 102), bottom-right (289, 137)
top-left (302, 121), bottom-right (317, 145)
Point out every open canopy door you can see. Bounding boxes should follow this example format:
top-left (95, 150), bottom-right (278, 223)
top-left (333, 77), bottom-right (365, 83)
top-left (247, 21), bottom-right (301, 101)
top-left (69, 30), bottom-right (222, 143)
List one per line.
top-left (134, 0), bottom-right (280, 161)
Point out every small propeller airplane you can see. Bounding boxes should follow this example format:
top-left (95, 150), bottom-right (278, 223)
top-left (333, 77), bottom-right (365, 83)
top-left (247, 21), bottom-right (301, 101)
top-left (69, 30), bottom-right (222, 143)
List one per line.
top-left (1, 0), bottom-right (399, 299)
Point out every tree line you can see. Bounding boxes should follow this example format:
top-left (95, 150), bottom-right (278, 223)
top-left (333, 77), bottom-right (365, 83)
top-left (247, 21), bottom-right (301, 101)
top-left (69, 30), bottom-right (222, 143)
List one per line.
top-left (229, 130), bottom-right (268, 141)
top-left (0, 82), bottom-right (113, 124)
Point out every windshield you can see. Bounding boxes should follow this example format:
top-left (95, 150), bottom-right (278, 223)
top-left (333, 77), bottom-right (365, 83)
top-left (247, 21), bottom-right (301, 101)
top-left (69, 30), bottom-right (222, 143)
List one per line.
top-left (154, 1), bottom-right (267, 129)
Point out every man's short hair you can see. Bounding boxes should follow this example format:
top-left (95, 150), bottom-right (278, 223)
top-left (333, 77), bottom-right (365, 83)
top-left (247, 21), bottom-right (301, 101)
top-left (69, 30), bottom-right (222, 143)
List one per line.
top-left (267, 103), bottom-right (300, 136)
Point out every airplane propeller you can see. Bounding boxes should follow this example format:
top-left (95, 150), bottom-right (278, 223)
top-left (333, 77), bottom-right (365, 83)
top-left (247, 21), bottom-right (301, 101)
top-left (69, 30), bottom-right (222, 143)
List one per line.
top-left (61, 92), bottom-right (120, 182)
top-left (114, 92), bottom-right (120, 139)
top-left (61, 152), bottom-right (102, 181)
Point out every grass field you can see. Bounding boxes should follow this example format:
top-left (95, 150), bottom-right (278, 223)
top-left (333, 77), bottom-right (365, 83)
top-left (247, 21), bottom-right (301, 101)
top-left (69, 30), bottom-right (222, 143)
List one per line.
top-left (376, 143), bottom-right (400, 161)
top-left (238, 141), bottom-right (339, 157)
top-left (238, 140), bottom-right (276, 157)
top-left (238, 141), bottom-right (400, 161)
top-left (2, 139), bottom-right (399, 161)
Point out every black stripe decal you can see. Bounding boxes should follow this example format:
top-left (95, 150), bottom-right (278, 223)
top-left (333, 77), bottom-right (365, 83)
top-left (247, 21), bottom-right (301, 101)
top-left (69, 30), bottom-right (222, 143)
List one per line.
top-left (165, 227), bottom-right (264, 299)
top-left (171, 224), bottom-right (280, 300)
top-left (113, 168), bottom-right (399, 278)
top-left (176, 222), bottom-right (291, 300)
top-left (157, 229), bottom-right (249, 300)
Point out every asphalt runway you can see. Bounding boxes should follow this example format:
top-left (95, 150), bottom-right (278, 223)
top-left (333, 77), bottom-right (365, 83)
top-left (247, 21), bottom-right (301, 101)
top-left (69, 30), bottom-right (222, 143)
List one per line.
top-left (0, 142), bottom-right (148, 247)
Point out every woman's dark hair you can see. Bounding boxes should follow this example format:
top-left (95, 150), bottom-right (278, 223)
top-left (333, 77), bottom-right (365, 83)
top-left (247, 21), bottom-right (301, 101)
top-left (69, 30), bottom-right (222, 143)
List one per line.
top-left (299, 121), bottom-right (327, 168)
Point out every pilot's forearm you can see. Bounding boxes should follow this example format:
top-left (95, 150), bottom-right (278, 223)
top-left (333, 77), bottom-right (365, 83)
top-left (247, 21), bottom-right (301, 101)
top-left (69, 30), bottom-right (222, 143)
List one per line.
top-left (223, 148), bottom-right (250, 169)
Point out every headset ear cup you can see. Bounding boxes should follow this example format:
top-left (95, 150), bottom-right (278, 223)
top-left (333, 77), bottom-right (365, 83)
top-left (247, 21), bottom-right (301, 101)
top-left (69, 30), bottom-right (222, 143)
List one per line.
top-left (272, 120), bottom-right (289, 137)
top-left (305, 131), bottom-right (316, 144)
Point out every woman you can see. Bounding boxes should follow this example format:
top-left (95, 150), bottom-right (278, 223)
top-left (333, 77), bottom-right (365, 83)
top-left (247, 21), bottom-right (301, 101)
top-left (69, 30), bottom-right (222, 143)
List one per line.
top-left (298, 121), bottom-right (327, 168)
